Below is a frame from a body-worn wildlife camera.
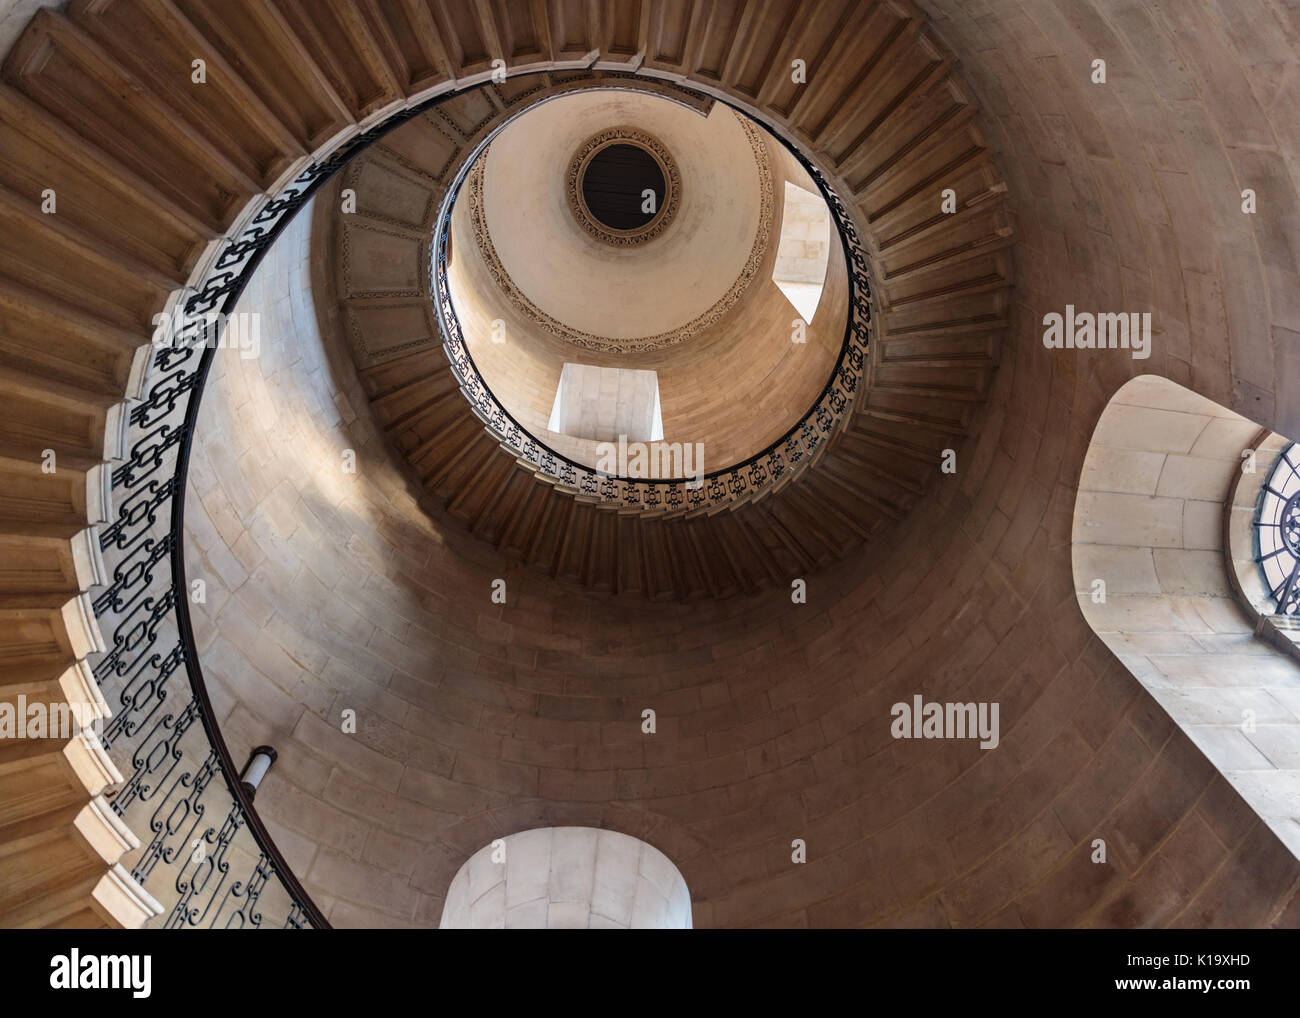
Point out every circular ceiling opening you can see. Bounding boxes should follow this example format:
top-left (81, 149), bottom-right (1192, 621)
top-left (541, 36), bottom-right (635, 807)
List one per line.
top-left (567, 128), bottom-right (680, 247)
top-left (581, 143), bottom-right (665, 230)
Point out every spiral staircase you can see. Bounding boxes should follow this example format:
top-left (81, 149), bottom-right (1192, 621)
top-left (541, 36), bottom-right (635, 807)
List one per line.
top-left (311, 67), bottom-right (1007, 599)
top-left (0, 0), bottom-right (1018, 927)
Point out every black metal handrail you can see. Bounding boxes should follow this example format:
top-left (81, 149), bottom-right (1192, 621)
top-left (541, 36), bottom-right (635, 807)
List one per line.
top-left (433, 95), bottom-right (871, 515)
top-left (89, 91), bottom-right (459, 930)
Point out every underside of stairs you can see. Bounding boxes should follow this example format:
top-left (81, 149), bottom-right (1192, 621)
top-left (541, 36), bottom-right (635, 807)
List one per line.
top-left (0, 0), bottom-right (1010, 923)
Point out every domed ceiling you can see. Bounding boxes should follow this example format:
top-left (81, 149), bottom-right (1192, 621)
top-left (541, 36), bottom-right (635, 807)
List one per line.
top-left (448, 89), bottom-right (847, 473)
top-left (475, 91), bottom-right (773, 346)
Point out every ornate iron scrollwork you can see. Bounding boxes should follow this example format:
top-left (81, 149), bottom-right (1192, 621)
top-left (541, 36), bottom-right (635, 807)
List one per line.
top-left (87, 109), bottom-right (373, 934)
top-left (88, 77), bottom-right (523, 930)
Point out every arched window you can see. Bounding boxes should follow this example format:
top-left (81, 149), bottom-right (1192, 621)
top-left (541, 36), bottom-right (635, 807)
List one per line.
top-left (439, 827), bottom-right (691, 929)
top-left (1255, 442), bottom-right (1300, 617)
top-left (1073, 376), bottom-right (1300, 861)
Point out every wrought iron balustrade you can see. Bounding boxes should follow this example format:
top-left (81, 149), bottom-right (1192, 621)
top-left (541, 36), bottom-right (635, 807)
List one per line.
top-left (87, 100), bottom-right (439, 931)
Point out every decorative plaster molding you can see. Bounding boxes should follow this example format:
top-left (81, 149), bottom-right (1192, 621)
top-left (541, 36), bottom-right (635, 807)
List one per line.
top-left (338, 218), bottom-right (430, 300)
top-left (565, 127), bottom-right (681, 246)
top-left (465, 116), bottom-right (775, 354)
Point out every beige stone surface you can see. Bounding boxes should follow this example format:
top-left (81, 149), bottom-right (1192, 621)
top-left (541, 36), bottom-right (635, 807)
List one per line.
top-left (484, 95), bottom-right (762, 339)
top-left (548, 363), bottom-right (662, 444)
top-left (440, 827), bottom-right (691, 929)
top-left (185, 207), bottom-right (1299, 928)
top-left (1075, 376), bottom-right (1300, 863)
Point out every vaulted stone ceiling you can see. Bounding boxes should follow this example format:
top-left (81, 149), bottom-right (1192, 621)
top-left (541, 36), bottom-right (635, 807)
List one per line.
top-left (479, 92), bottom-right (767, 344)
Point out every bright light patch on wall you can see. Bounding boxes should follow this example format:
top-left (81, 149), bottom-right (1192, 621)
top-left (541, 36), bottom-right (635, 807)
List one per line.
top-left (772, 180), bottom-right (831, 324)
top-left (547, 363), bottom-right (664, 443)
